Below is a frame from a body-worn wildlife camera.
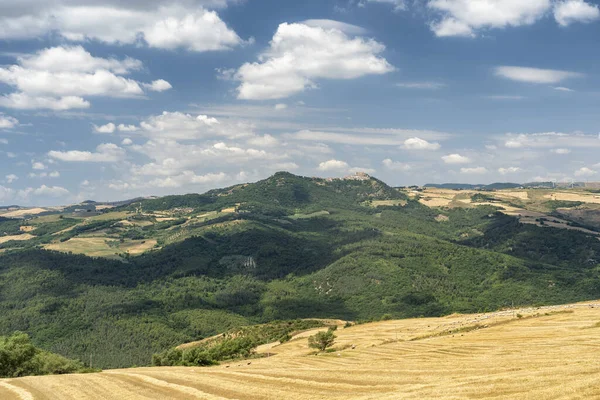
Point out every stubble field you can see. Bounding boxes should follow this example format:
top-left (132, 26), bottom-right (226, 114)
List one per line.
top-left (2, 301), bottom-right (599, 400)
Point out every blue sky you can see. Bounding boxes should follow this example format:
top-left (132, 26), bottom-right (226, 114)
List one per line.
top-left (1, 0), bottom-right (600, 205)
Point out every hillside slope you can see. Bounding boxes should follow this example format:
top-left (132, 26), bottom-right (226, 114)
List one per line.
top-left (1, 172), bottom-right (600, 369)
top-left (2, 300), bottom-right (599, 399)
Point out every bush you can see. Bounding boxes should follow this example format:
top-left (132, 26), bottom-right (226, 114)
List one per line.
top-left (0, 332), bottom-right (84, 378)
top-left (308, 329), bottom-right (336, 352)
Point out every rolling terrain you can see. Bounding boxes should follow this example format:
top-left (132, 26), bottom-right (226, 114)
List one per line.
top-left (1, 172), bottom-right (600, 370)
top-left (1, 300), bottom-right (599, 399)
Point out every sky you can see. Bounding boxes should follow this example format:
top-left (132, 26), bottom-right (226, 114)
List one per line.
top-left (1, 0), bottom-right (600, 206)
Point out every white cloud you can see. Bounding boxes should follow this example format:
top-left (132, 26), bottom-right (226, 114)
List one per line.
top-left (494, 66), bottom-right (583, 84)
top-left (48, 143), bottom-right (126, 162)
top-left (382, 159), bottom-right (412, 171)
top-left (234, 22), bottom-right (394, 100)
top-left (461, 166), bottom-right (488, 174)
top-left (32, 162), bottom-right (46, 170)
top-left (396, 82), bottom-right (446, 89)
top-left (118, 124), bottom-right (139, 132)
top-left (247, 134), bottom-right (279, 148)
top-left (301, 19), bottom-right (368, 34)
top-left (274, 103), bottom-right (288, 110)
top-left (288, 128), bottom-right (448, 146)
top-left (49, 171), bottom-right (61, 178)
top-left (94, 123), bottom-right (116, 134)
top-left (145, 171), bottom-right (228, 189)
top-left (0, 115), bottom-right (19, 129)
top-left (498, 167), bottom-right (522, 175)
top-left (359, 0), bottom-right (407, 12)
top-left (144, 79), bottom-right (173, 92)
top-left (0, 93), bottom-right (90, 110)
top-left (553, 86), bottom-right (575, 92)
top-left (5, 174), bottom-right (18, 184)
top-left (122, 138), bottom-right (134, 146)
top-left (28, 185), bottom-right (70, 197)
top-left (0, 5), bottom-right (243, 52)
top-left (18, 45), bottom-right (143, 74)
top-left (503, 132), bottom-right (600, 149)
top-left (136, 112), bottom-right (250, 141)
top-left (551, 148), bottom-right (571, 154)
top-left (554, 0), bottom-right (600, 26)
top-left (442, 153), bottom-right (471, 164)
top-left (318, 159), bottom-right (350, 171)
top-left (0, 185), bottom-right (15, 201)
top-left (402, 137), bottom-right (441, 151)
top-left (428, 0), bottom-right (552, 37)
top-left (0, 46), bottom-right (171, 110)
top-left (574, 167), bottom-right (597, 177)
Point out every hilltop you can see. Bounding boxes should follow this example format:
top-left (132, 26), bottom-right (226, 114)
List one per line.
top-left (0, 172), bottom-right (600, 369)
top-left (2, 300), bottom-right (599, 399)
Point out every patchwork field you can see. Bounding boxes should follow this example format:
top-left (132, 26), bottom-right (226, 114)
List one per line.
top-left (44, 238), bottom-right (158, 258)
top-left (412, 187), bottom-right (600, 237)
top-left (2, 301), bottom-right (599, 399)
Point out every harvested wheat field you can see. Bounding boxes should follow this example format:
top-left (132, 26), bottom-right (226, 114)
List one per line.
top-left (3, 301), bottom-right (600, 399)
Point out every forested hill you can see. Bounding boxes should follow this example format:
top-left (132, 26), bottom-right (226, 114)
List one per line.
top-left (1, 172), bottom-right (599, 369)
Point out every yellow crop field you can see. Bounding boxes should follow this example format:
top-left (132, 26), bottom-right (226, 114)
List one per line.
top-left (2, 301), bottom-right (600, 399)
top-left (44, 238), bottom-right (157, 258)
top-left (0, 234), bottom-right (34, 244)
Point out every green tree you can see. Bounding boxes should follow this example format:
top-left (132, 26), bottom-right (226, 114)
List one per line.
top-left (308, 329), bottom-right (336, 352)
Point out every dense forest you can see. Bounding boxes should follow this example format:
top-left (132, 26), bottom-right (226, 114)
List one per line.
top-left (1, 172), bottom-right (599, 369)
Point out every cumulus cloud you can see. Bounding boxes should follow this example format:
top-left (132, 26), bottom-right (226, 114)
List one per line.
top-left (382, 159), bottom-right (412, 171)
top-left (118, 124), bottom-right (139, 132)
top-left (234, 22), bottom-right (394, 100)
top-left (0, 93), bottom-right (90, 110)
top-left (0, 46), bottom-right (171, 110)
top-left (48, 143), bottom-right (126, 162)
top-left (574, 167), bottom-right (597, 177)
top-left (551, 148), bottom-right (571, 154)
top-left (0, 4), bottom-right (243, 52)
top-left (94, 123), bottom-right (116, 134)
top-left (494, 66), bottom-right (583, 84)
top-left (318, 159), bottom-right (350, 171)
top-left (32, 162), bottom-right (46, 170)
top-left (461, 166), bottom-right (488, 174)
top-left (402, 137), bottom-right (441, 151)
top-left (144, 79), bottom-right (173, 92)
top-left (133, 112), bottom-right (254, 141)
top-left (428, 0), bottom-right (552, 37)
top-left (274, 103), bottom-right (288, 110)
top-left (122, 138), bottom-right (134, 146)
top-left (554, 0), bottom-right (600, 26)
top-left (442, 153), bottom-right (471, 164)
top-left (0, 115), bottom-right (19, 129)
top-left (18, 45), bottom-right (143, 74)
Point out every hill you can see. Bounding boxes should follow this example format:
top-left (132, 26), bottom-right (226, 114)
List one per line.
top-left (0, 172), bottom-right (600, 370)
top-left (1, 300), bottom-right (599, 399)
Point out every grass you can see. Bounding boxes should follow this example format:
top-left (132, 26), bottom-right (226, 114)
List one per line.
top-left (3, 300), bottom-right (599, 399)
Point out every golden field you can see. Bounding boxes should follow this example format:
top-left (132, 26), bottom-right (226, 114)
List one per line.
top-left (2, 301), bottom-right (600, 399)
